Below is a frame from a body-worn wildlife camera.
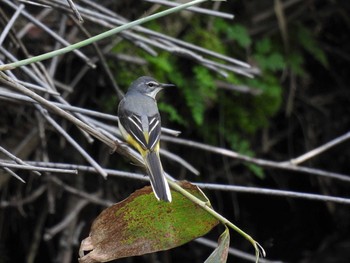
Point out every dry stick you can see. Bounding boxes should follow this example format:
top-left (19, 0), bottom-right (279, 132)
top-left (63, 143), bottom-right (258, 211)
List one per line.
top-left (50, 176), bottom-right (113, 207)
top-left (18, 0), bottom-right (51, 8)
top-left (53, 96), bottom-right (95, 143)
top-left (0, 3), bottom-right (24, 46)
top-left (0, 0), bottom-right (208, 70)
top-left (77, 11), bottom-right (231, 77)
top-left (1, 59), bottom-right (94, 145)
top-left (27, 0), bottom-right (250, 75)
top-left (159, 148), bottom-right (200, 176)
top-left (48, 14), bottom-right (67, 77)
top-left (0, 76), bottom-right (347, 206)
top-left (0, 146), bottom-right (41, 176)
top-left (17, 7), bottom-right (51, 39)
top-left (4, 10), bottom-right (97, 144)
top-left (36, 107), bottom-right (106, 177)
top-left (3, 0), bottom-right (94, 68)
top-left (44, 198), bottom-right (90, 241)
top-left (48, 0), bottom-right (159, 57)
top-left (16, 80), bottom-right (60, 95)
top-left (0, 47), bottom-right (51, 90)
top-left (70, 14), bottom-right (124, 100)
top-left (27, 207), bottom-right (48, 263)
top-left (77, 0), bottom-right (249, 68)
top-left (0, 72), bottom-right (128, 176)
top-left (0, 185), bottom-right (47, 208)
top-left (0, 11), bottom-right (58, 93)
top-left (162, 135), bottom-right (350, 183)
top-left (80, 0), bottom-right (127, 23)
top-left (1, 167), bottom-right (26, 183)
top-left (37, 0), bottom-right (252, 78)
top-left (144, 0), bottom-right (235, 19)
top-left (0, 89), bottom-right (180, 136)
top-left (195, 182), bottom-right (350, 205)
top-left (68, 38), bottom-right (125, 89)
top-left (0, 161), bottom-right (77, 174)
top-left (23, 161), bottom-right (350, 206)
top-left (253, 0), bottom-right (302, 24)
top-left (289, 131), bottom-right (350, 165)
top-left (66, 0), bottom-right (83, 22)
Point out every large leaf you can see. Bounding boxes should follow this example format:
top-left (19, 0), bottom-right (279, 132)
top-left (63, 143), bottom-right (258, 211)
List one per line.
top-left (79, 182), bottom-right (218, 263)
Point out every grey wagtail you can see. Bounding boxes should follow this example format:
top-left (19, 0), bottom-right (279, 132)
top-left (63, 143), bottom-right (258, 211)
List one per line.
top-left (118, 76), bottom-right (175, 202)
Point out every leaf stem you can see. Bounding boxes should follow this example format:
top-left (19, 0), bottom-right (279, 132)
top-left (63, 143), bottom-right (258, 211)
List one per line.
top-left (0, 0), bottom-right (207, 71)
top-left (168, 180), bottom-right (265, 262)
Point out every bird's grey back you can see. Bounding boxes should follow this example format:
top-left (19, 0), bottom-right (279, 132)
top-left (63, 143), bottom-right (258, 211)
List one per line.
top-left (121, 91), bottom-right (159, 116)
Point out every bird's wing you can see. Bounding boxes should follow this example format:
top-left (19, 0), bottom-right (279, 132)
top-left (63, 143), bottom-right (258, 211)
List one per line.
top-left (147, 114), bottom-right (161, 149)
top-left (119, 109), bottom-right (161, 151)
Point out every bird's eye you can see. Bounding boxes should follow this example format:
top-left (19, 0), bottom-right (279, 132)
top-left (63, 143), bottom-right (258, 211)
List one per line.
top-left (147, 81), bottom-right (157, 88)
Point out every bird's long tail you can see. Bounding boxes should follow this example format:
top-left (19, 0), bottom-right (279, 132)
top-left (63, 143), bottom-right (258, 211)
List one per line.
top-left (144, 151), bottom-right (172, 202)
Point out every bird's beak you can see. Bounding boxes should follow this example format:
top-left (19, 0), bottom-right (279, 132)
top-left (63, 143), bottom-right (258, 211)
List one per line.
top-left (160, 83), bottom-right (176, 88)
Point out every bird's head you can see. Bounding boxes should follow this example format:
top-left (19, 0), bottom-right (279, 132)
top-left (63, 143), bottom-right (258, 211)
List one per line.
top-left (130, 76), bottom-right (175, 99)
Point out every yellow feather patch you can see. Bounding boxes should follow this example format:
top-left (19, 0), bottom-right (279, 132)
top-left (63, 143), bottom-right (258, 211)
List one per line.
top-left (143, 132), bottom-right (149, 143)
top-left (125, 134), bottom-right (146, 156)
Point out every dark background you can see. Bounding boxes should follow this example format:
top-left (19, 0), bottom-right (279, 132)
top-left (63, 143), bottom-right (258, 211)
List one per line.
top-left (0, 1), bottom-right (350, 262)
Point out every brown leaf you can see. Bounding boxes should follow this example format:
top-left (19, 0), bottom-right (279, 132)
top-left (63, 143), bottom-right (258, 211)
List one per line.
top-left (79, 181), bottom-right (218, 263)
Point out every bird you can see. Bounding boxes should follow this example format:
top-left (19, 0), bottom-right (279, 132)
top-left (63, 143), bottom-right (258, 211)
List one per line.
top-left (118, 76), bottom-right (175, 202)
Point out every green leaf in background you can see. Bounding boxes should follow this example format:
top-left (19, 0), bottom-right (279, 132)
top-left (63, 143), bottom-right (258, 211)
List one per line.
top-left (227, 24), bottom-right (252, 48)
top-left (79, 182), bottom-right (219, 263)
top-left (254, 52), bottom-right (285, 72)
top-left (204, 227), bottom-right (230, 263)
top-left (158, 102), bottom-right (187, 125)
top-left (215, 20), bottom-right (252, 48)
top-left (255, 37), bottom-right (272, 55)
top-left (297, 25), bottom-right (328, 67)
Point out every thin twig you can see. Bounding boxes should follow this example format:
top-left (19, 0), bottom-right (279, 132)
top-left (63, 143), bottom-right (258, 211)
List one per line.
top-left (0, 161), bottom-right (77, 174)
top-left (1, 167), bottom-right (26, 183)
top-left (37, 107), bottom-right (106, 177)
top-left (0, 185), bottom-right (47, 208)
top-left (288, 131), bottom-right (350, 165)
top-left (2, 0), bottom-right (94, 68)
top-left (18, 0), bottom-right (51, 8)
top-left (162, 135), bottom-right (350, 183)
top-left (50, 176), bottom-right (113, 207)
top-left (196, 183), bottom-right (350, 205)
top-left (25, 160), bottom-right (350, 206)
top-left (0, 3), bottom-right (24, 46)
top-left (44, 198), bottom-right (89, 240)
top-left (0, 146), bottom-right (41, 176)
top-left (159, 148), bottom-right (199, 175)
top-left (66, 0), bottom-right (84, 22)
top-left (0, 0), bottom-right (208, 70)
top-left (144, 0), bottom-right (235, 19)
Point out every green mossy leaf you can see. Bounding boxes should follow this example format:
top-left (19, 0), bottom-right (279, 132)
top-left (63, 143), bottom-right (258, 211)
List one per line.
top-left (79, 182), bottom-right (218, 263)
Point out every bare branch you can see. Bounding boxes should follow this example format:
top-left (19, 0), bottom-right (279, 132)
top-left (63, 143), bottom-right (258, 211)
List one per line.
top-left (65, 0), bottom-right (84, 22)
top-left (288, 131), bottom-right (350, 165)
top-left (162, 135), bottom-right (350, 183)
